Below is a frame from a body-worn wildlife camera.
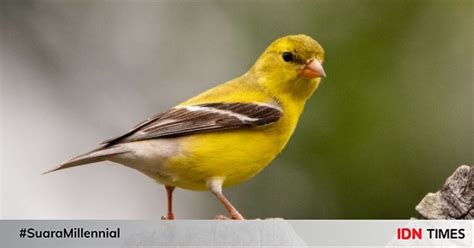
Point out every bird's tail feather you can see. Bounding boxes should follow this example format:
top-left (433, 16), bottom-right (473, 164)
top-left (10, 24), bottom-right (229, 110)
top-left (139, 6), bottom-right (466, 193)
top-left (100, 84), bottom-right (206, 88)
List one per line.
top-left (43, 145), bottom-right (129, 174)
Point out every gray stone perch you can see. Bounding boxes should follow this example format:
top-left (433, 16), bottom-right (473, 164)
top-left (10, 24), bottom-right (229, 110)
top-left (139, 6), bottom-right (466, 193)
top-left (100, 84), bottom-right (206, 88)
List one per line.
top-left (416, 165), bottom-right (473, 219)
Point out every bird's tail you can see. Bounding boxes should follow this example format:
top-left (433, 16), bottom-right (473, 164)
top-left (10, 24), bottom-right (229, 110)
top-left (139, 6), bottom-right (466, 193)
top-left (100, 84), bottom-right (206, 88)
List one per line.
top-left (43, 145), bottom-right (129, 174)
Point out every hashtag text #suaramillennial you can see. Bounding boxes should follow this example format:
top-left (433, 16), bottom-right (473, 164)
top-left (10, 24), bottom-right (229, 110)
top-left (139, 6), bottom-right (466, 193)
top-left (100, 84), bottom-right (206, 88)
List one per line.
top-left (20, 228), bottom-right (120, 239)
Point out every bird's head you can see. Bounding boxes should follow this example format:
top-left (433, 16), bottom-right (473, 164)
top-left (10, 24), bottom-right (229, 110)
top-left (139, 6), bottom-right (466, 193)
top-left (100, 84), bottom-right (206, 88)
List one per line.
top-left (249, 34), bottom-right (326, 102)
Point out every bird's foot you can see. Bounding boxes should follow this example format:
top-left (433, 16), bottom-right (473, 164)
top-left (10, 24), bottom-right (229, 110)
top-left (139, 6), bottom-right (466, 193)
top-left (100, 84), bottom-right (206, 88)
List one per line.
top-left (161, 213), bottom-right (175, 220)
top-left (214, 214), bottom-right (230, 220)
top-left (214, 212), bottom-right (245, 220)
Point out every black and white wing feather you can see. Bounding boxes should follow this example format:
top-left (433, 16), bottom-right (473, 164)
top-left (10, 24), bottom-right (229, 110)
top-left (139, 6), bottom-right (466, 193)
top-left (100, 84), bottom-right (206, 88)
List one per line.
top-left (43, 102), bottom-right (282, 174)
top-left (101, 102), bottom-right (283, 146)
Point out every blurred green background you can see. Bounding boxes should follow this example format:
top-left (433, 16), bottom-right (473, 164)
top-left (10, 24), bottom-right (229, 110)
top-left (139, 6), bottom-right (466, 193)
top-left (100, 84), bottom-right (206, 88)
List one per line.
top-left (1, 0), bottom-right (472, 219)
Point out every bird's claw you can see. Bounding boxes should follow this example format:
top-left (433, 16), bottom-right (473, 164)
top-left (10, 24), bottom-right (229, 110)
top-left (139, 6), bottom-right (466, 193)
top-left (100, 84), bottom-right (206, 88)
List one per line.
top-left (161, 213), bottom-right (175, 220)
top-left (214, 213), bottom-right (244, 220)
top-left (214, 214), bottom-right (230, 220)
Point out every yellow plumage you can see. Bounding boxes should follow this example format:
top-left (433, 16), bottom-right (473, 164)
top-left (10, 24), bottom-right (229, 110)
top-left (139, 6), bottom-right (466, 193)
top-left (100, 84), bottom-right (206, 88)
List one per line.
top-left (48, 34), bottom-right (326, 219)
top-left (165, 35), bottom-right (325, 190)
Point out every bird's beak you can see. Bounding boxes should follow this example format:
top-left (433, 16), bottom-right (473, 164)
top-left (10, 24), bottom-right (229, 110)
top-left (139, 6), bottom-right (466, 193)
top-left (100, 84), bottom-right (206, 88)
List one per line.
top-left (301, 59), bottom-right (326, 79)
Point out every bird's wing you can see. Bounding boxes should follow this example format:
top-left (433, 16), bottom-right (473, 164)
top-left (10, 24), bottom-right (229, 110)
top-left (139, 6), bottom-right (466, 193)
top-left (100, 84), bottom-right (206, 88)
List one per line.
top-left (101, 102), bottom-right (283, 146)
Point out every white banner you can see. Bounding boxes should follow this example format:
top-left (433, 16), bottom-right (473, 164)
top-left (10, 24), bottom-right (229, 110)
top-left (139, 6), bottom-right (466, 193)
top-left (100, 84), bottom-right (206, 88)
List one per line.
top-left (0, 219), bottom-right (472, 247)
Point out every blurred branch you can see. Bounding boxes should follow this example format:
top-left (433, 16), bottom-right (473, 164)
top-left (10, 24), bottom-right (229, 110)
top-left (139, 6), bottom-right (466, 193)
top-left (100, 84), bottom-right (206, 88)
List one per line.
top-left (416, 165), bottom-right (473, 219)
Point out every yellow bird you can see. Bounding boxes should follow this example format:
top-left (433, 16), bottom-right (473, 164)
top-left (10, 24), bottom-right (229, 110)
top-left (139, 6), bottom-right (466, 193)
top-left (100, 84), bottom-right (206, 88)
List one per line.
top-left (45, 34), bottom-right (326, 220)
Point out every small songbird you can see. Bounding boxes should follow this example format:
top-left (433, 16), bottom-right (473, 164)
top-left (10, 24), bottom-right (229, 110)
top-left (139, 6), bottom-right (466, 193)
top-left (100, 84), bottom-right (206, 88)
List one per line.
top-left (45, 34), bottom-right (326, 220)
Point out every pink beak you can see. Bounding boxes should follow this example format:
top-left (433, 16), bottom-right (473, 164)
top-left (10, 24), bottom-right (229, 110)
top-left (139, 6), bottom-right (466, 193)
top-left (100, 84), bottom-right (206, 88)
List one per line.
top-left (301, 59), bottom-right (326, 79)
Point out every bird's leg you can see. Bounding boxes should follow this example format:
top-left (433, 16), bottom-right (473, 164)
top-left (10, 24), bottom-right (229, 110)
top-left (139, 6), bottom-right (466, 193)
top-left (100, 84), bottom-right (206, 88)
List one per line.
top-left (207, 179), bottom-right (244, 220)
top-left (161, 185), bottom-right (175, 220)
top-left (213, 192), bottom-right (244, 220)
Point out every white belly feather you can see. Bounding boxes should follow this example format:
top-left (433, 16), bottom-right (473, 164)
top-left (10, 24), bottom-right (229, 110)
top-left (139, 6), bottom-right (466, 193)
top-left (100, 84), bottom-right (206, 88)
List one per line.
top-left (109, 138), bottom-right (181, 182)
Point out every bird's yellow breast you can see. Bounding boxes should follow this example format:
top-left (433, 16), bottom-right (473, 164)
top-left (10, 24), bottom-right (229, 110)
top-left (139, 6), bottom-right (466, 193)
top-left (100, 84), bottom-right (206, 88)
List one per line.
top-left (163, 111), bottom-right (299, 191)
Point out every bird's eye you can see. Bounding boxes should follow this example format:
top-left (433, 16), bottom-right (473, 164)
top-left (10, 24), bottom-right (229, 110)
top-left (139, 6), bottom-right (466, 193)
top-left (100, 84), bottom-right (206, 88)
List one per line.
top-left (282, 52), bottom-right (293, 62)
